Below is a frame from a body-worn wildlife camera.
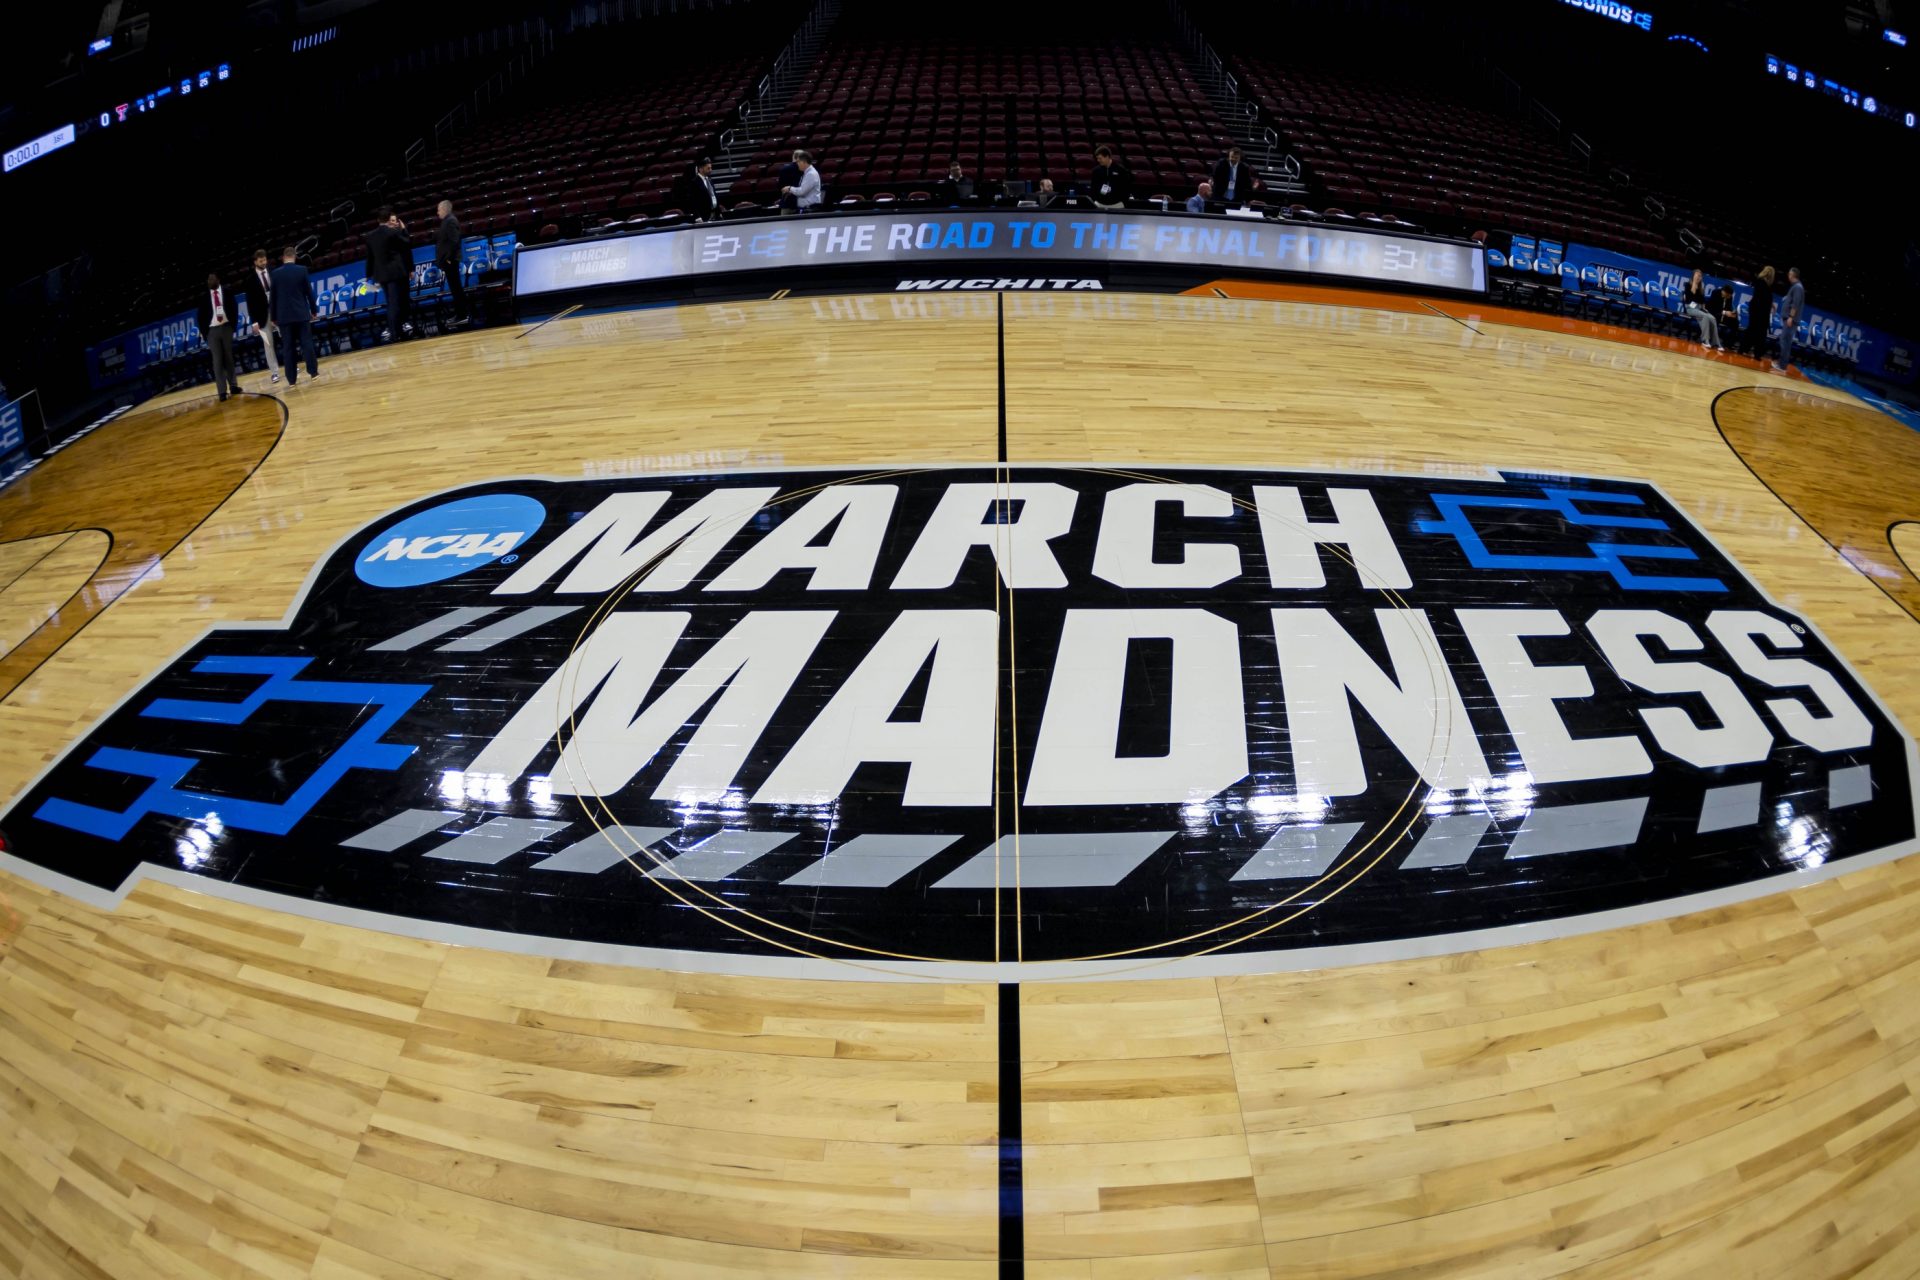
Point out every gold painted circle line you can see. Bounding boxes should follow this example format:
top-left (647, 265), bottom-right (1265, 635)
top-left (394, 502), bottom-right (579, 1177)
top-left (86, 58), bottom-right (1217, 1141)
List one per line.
top-left (543, 465), bottom-right (1467, 973)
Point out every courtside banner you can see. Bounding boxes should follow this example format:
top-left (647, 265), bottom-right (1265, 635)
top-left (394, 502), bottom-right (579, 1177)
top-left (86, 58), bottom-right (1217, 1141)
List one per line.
top-left (0, 395), bottom-right (24, 456)
top-left (1497, 237), bottom-right (1915, 384)
top-left (82, 234), bottom-right (517, 388)
top-left (514, 210), bottom-right (1487, 298)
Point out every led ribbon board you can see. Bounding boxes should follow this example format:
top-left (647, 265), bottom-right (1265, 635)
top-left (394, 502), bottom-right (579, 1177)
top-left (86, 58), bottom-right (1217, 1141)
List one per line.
top-left (514, 211), bottom-right (1487, 297)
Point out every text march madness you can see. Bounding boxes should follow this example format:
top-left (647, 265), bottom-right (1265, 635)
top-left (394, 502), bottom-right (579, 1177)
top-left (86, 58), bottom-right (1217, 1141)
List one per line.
top-left (3, 466), bottom-right (1913, 976)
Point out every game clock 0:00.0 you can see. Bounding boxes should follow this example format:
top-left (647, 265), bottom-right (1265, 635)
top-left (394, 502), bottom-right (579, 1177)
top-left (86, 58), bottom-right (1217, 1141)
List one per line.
top-left (2, 123), bottom-right (77, 174)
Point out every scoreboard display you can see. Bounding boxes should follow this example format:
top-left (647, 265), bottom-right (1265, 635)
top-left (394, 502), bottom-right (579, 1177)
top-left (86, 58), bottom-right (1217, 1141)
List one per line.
top-left (1766, 55), bottom-right (1914, 128)
top-left (3, 63), bottom-right (233, 177)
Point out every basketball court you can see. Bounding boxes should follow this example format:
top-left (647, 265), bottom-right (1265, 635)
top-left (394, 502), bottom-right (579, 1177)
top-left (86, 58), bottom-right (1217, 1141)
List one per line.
top-left (3, 284), bottom-right (1919, 1278)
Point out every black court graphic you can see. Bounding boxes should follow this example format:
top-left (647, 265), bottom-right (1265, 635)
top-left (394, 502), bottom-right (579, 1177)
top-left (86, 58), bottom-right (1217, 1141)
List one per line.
top-left (2, 465), bottom-right (1915, 976)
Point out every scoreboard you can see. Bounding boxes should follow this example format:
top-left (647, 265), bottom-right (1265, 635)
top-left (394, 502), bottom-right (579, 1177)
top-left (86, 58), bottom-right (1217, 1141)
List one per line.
top-left (1767, 55), bottom-right (1914, 129)
top-left (2, 62), bottom-right (234, 177)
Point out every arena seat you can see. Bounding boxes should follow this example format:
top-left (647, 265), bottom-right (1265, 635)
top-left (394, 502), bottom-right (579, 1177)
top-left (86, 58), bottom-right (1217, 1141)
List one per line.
top-left (729, 0), bottom-right (1237, 202)
top-left (83, 4), bottom-right (806, 341)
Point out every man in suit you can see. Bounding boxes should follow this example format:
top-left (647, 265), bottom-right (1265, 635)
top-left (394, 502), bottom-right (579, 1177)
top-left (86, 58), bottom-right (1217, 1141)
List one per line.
top-left (195, 273), bottom-right (243, 401)
top-left (673, 158), bottom-right (722, 223)
top-left (364, 207), bottom-right (416, 342)
top-left (238, 249), bottom-right (281, 384)
top-left (270, 246), bottom-right (320, 385)
top-left (435, 200), bottom-right (469, 327)
top-left (196, 272), bottom-right (243, 400)
top-left (1210, 147), bottom-right (1261, 209)
top-left (1032, 178), bottom-right (1059, 208)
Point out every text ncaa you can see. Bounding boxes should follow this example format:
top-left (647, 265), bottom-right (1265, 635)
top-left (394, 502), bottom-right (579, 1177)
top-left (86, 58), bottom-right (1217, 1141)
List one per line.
top-left (4, 465), bottom-right (1914, 978)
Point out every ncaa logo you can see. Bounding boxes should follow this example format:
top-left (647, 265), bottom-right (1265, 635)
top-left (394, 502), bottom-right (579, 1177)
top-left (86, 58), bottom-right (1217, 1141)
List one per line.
top-left (355, 492), bottom-right (546, 587)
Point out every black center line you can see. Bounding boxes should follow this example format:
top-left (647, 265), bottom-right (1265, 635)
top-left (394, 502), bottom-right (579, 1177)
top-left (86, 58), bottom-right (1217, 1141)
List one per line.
top-left (994, 291), bottom-right (1025, 1278)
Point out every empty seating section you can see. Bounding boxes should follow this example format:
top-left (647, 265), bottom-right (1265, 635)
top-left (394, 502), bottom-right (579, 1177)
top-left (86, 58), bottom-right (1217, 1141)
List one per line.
top-left (92, 6), bottom-right (802, 340)
top-left (69, 0), bottom-right (1883, 375)
top-left (357, 7), bottom-right (807, 265)
top-left (732, 3), bottom-right (1233, 201)
top-left (1229, 56), bottom-right (1667, 259)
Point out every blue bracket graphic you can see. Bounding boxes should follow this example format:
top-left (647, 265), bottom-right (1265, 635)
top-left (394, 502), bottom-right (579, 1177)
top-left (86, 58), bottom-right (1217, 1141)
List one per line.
top-left (36, 656), bottom-right (430, 841)
top-left (1415, 487), bottom-right (1726, 592)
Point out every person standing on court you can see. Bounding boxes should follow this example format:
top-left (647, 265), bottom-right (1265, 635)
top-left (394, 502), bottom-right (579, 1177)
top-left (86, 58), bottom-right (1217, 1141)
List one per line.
top-left (1743, 265), bottom-right (1775, 359)
top-left (1089, 144), bottom-right (1131, 211)
top-left (196, 273), bottom-right (243, 401)
top-left (1210, 147), bottom-right (1260, 209)
top-left (365, 207), bottom-right (416, 342)
top-left (781, 150), bottom-right (823, 213)
top-left (1773, 267), bottom-right (1805, 372)
top-left (435, 200), bottom-right (469, 327)
top-left (673, 158), bottom-right (722, 223)
top-left (270, 247), bottom-right (320, 385)
top-left (239, 250), bottom-right (281, 384)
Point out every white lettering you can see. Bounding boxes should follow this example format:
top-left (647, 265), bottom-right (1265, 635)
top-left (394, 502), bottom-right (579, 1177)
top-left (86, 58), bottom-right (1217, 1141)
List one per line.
top-left (1458, 609), bottom-right (1652, 783)
top-left (1273, 607), bottom-right (1487, 798)
top-left (466, 610), bottom-right (834, 799)
top-left (892, 482), bottom-right (1078, 589)
top-left (753, 610), bottom-right (997, 806)
top-left (1091, 483), bottom-right (1242, 589)
top-left (494, 488), bottom-right (777, 594)
top-left (1025, 609), bottom-right (1248, 806)
top-left (1706, 611), bottom-right (1874, 752)
top-left (1255, 486), bottom-right (1412, 589)
top-left (706, 485), bottom-right (898, 591)
top-left (1587, 609), bottom-right (1772, 769)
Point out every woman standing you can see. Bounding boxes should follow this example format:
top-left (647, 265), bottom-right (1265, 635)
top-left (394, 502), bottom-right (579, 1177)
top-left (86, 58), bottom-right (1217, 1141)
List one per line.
top-left (1743, 266), bottom-right (1776, 358)
top-left (1683, 268), bottom-right (1723, 350)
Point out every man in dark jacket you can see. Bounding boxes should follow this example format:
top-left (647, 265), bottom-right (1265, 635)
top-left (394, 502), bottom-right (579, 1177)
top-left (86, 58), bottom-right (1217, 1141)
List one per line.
top-left (238, 249), bottom-right (281, 383)
top-left (435, 199), bottom-right (468, 326)
top-left (195, 272), bottom-right (243, 400)
top-left (269, 246), bottom-right (320, 384)
top-left (1089, 145), bottom-right (1131, 211)
top-left (936, 161), bottom-right (974, 206)
top-left (365, 207), bottom-right (416, 341)
top-left (1773, 266), bottom-right (1806, 372)
top-left (673, 159), bottom-right (722, 223)
top-left (1209, 148), bottom-right (1261, 209)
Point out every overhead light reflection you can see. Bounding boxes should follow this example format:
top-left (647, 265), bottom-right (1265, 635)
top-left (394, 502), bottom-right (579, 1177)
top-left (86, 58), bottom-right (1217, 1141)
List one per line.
top-left (1774, 801), bottom-right (1832, 870)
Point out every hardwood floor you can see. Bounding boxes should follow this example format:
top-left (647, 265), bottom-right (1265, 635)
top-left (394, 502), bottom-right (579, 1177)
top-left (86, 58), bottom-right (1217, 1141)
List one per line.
top-left (1, 286), bottom-right (1917, 1277)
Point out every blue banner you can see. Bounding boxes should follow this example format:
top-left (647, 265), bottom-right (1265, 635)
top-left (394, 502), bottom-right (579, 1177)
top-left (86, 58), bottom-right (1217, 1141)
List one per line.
top-left (1495, 237), bottom-right (1914, 384)
top-left (1, 394), bottom-right (23, 457)
top-left (83, 234), bottom-right (517, 389)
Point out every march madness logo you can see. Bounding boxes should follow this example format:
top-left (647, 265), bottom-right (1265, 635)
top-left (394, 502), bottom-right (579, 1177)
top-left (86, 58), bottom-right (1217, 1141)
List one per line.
top-left (2, 466), bottom-right (1914, 975)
